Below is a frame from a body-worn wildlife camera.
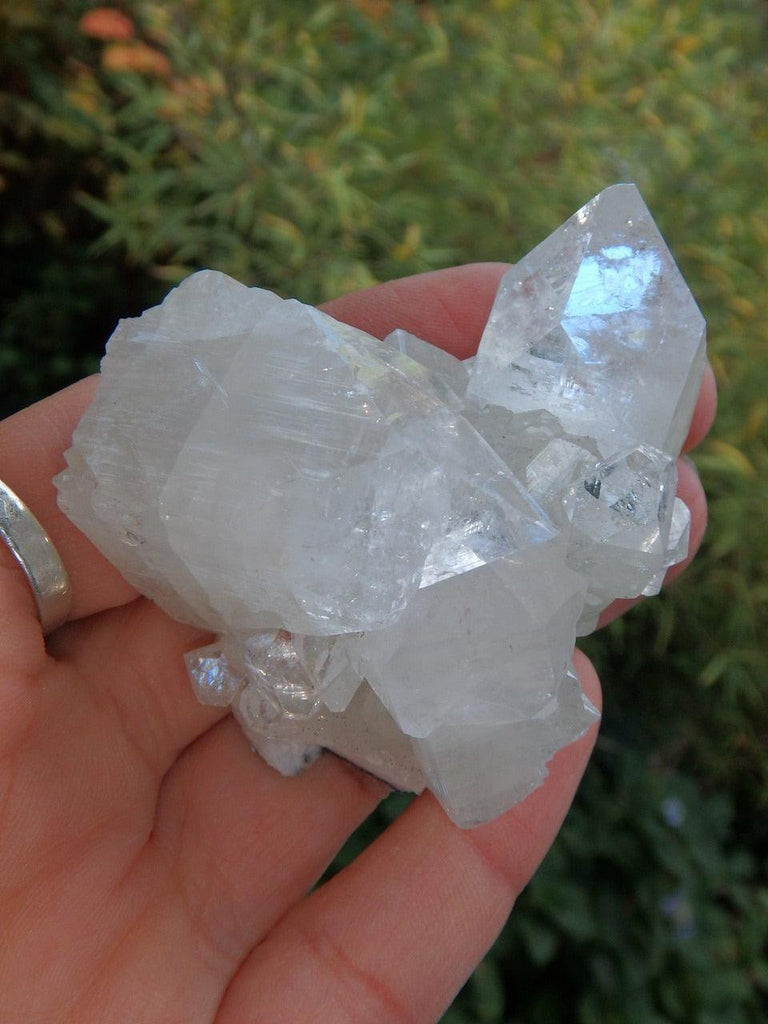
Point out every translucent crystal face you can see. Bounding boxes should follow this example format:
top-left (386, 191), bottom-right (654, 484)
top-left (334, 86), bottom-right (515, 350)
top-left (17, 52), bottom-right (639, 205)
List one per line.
top-left (565, 445), bottom-right (679, 622)
top-left (55, 183), bottom-right (706, 828)
top-left (185, 644), bottom-right (243, 708)
top-left (467, 184), bottom-right (706, 457)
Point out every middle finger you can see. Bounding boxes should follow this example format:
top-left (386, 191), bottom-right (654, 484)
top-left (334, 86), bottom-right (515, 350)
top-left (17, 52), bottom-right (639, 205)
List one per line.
top-left (144, 718), bottom-right (387, 983)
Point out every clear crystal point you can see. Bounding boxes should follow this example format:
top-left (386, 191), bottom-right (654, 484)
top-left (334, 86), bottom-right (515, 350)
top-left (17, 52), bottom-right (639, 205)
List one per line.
top-left (466, 184), bottom-right (706, 457)
top-left (185, 643), bottom-right (244, 707)
top-left (566, 444), bottom-right (678, 617)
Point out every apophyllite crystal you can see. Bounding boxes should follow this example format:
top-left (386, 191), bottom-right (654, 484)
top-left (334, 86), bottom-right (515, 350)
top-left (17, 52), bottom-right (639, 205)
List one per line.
top-left (55, 184), bottom-right (706, 827)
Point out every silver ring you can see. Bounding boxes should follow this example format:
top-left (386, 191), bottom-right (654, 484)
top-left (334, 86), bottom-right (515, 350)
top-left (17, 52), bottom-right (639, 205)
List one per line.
top-left (0, 478), bottom-right (72, 635)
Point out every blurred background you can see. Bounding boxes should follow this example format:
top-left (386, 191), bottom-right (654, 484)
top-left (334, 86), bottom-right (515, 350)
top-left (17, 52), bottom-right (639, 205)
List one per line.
top-left (1, 1), bottom-right (766, 1019)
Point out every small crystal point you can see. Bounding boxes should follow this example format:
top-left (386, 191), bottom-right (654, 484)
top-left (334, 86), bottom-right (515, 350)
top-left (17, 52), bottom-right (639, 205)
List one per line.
top-left (665, 496), bottom-right (691, 568)
top-left (238, 629), bottom-right (362, 717)
top-left (566, 444), bottom-right (679, 617)
top-left (381, 328), bottom-right (470, 406)
top-left (185, 643), bottom-right (244, 707)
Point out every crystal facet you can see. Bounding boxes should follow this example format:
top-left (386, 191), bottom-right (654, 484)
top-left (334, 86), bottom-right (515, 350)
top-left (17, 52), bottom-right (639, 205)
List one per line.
top-left (466, 184), bottom-right (706, 456)
top-left (55, 184), bottom-right (705, 827)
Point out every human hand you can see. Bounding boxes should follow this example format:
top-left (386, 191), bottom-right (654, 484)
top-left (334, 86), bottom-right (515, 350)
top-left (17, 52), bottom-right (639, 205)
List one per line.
top-left (0, 265), bottom-right (715, 1023)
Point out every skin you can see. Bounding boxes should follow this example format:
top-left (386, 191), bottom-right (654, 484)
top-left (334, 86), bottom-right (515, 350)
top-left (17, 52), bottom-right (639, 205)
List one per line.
top-left (0, 264), bottom-right (715, 1023)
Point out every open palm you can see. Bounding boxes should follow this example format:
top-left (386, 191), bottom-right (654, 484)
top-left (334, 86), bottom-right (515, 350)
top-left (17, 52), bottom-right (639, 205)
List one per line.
top-left (0, 265), bottom-right (714, 1023)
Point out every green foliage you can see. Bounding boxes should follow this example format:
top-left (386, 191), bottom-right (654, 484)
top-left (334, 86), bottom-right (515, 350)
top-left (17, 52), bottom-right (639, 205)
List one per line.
top-left (447, 744), bottom-right (768, 1022)
top-left (0, 0), bottom-right (167, 413)
top-left (3, 0), bottom-right (768, 1019)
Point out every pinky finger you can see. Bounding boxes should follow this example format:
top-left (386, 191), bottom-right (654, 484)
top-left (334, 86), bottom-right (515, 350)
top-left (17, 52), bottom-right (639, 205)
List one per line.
top-left (217, 652), bottom-right (601, 1024)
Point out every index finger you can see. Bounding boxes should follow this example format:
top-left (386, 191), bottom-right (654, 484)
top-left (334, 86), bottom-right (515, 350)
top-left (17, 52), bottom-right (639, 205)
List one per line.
top-left (0, 263), bottom-right (715, 633)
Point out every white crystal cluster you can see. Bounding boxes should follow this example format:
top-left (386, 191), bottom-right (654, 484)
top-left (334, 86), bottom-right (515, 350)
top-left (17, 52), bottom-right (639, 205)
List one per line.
top-left (55, 185), bottom-right (706, 827)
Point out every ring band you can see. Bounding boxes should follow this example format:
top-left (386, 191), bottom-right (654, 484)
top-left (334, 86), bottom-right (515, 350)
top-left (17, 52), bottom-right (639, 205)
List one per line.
top-left (0, 479), bottom-right (72, 635)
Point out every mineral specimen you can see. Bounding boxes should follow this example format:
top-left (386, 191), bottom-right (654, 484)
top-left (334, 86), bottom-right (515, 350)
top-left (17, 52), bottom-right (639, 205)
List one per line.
top-left (55, 184), bottom-right (706, 828)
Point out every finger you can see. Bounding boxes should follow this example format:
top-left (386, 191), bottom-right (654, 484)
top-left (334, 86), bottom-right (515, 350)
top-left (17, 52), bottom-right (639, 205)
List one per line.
top-left (0, 377), bottom-right (138, 634)
top-left (47, 598), bottom-right (223, 778)
top-left (146, 719), bottom-right (387, 976)
top-left (42, 722), bottom-right (389, 1024)
top-left (217, 652), bottom-right (600, 1024)
top-left (322, 262), bottom-right (509, 359)
top-left (34, 598), bottom-right (387, 966)
top-left (0, 602), bottom-right (226, 897)
top-left (682, 361), bottom-right (717, 453)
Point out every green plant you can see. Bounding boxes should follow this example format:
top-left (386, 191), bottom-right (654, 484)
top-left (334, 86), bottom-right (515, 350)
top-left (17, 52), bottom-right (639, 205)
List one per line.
top-left (445, 743), bottom-right (768, 1023)
top-left (0, 1), bottom-right (166, 414)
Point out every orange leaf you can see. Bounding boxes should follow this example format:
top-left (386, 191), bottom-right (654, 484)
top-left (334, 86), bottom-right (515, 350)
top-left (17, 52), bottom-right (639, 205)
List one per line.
top-left (102, 42), bottom-right (171, 77)
top-left (79, 7), bottom-right (135, 41)
top-left (351, 0), bottom-right (392, 20)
